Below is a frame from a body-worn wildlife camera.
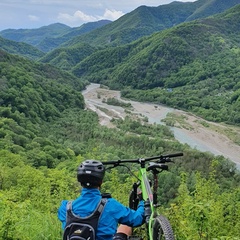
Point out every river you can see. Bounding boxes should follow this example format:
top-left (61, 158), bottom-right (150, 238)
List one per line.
top-left (82, 84), bottom-right (240, 168)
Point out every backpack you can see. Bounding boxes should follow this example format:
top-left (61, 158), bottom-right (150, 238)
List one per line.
top-left (63, 198), bottom-right (107, 240)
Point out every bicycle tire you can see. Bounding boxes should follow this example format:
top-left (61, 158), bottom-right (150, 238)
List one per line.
top-left (152, 215), bottom-right (175, 240)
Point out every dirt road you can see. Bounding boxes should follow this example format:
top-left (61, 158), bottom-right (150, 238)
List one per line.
top-left (82, 84), bottom-right (240, 167)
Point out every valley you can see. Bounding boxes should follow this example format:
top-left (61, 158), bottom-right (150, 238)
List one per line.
top-left (83, 83), bottom-right (240, 168)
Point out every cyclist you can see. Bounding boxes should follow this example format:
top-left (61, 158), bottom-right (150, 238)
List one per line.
top-left (58, 159), bottom-right (144, 240)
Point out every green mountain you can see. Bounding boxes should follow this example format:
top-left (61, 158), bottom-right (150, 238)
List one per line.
top-left (62, 0), bottom-right (240, 48)
top-left (1, 3), bottom-right (240, 239)
top-left (72, 4), bottom-right (240, 124)
top-left (3, 2), bottom-right (239, 125)
top-left (39, 0), bottom-right (240, 70)
top-left (187, 0), bottom-right (240, 20)
top-left (0, 36), bottom-right (44, 59)
top-left (0, 23), bottom-right (70, 47)
top-left (0, 21), bottom-right (111, 52)
top-left (39, 43), bottom-right (96, 71)
top-left (36, 20), bottom-right (111, 52)
top-left (1, 0), bottom-right (239, 53)
top-left (72, 4), bottom-right (240, 86)
top-left (0, 49), bottom-right (86, 123)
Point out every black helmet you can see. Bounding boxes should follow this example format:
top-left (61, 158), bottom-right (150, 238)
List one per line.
top-left (77, 160), bottom-right (105, 187)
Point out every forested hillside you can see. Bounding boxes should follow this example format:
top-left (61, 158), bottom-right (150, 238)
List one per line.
top-left (72, 4), bottom-right (240, 124)
top-left (0, 21), bottom-right (111, 52)
top-left (62, 0), bottom-right (240, 48)
top-left (36, 20), bottom-right (111, 52)
top-left (0, 49), bottom-right (87, 167)
top-left (0, 23), bottom-right (71, 51)
top-left (39, 43), bottom-right (97, 71)
top-left (30, 0), bottom-right (240, 69)
top-left (0, 36), bottom-right (44, 59)
top-left (0, 48), bottom-right (240, 239)
top-left (1, 0), bottom-right (239, 55)
top-left (0, 1), bottom-right (240, 239)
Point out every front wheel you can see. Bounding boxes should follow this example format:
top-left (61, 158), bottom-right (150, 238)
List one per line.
top-left (152, 215), bottom-right (175, 240)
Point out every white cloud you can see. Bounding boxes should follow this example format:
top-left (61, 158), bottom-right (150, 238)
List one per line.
top-left (28, 15), bottom-right (39, 21)
top-left (57, 8), bottom-right (124, 26)
top-left (102, 9), bottom-right (124, 21)
top-left (58, 11), bottom-right (98, 24)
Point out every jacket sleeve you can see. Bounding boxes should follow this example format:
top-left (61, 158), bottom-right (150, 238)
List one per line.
top-left (111, 199), bottom-right (145, 227)
top-left (57, 200), bottom-right (68, 229)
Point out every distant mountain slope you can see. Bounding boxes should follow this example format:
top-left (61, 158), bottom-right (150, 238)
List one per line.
top-left (72, 4), bottom-right (240, 124)
top-left (73, 4), bottom-right (240, 87)
top-left (0, 36), bottom-right (44, 59)
top-left (39, 43), bottom-right (96, 71)
top-left (63, 0), bottom-right (240, 48)
top-left (0, 23), bottom-right (70, 46)
top-left (36, 20), bottom-right (111, 52)
top-left (1, 0), bottom-right (239, 53)
top-left (38, 0), bottom-right (240, 69)
top-left (0, 21), bottom-right (111, 52)
top-left (187, 0), bottom-right (240, 20)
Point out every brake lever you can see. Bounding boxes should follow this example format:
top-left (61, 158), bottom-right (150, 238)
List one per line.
top-left (147, 163), bottom-right (168, 172)
top-left (158, 157), bottom-right (174, 163)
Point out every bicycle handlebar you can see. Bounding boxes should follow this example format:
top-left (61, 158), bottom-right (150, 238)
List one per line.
top-left (102, 152), bottom-right (183, 166)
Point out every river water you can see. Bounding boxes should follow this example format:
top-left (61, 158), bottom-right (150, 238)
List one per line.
top-left (82, 84), bottom-right (240, 169)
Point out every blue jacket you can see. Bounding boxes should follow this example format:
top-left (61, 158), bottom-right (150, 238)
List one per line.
top-left (58, 188), bottom-right (144, 240)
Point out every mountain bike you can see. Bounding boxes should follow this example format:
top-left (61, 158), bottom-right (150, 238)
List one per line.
top-left (103, 152), bottom-right (183, 240)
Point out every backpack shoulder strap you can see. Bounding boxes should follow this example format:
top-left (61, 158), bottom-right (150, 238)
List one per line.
top-left (66, 200), bottom-right (72, 210)
top-left (66, 198), bottom-right (108, 224)
top-left (66, 198), bottom-right (107, 220)
top-left (66, 201), bottom-right (75, 218)
top-left (95, 198), bottom-right (107, 216)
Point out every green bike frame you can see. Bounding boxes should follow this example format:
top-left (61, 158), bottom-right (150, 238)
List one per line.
top-left (140, 167), bottom-right (155, 240)
top-left (103, 152), bottom-right (183, 240)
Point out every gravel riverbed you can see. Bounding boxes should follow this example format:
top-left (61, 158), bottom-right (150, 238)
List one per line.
top-left (82, 84), bottom-right (240, 168)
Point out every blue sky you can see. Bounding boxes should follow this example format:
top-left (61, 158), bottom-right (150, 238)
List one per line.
top-left (0, 0), bottom-right (196, 31)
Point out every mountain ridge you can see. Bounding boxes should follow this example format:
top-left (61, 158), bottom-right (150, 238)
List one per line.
top-left (0, 36), bottom-right (45, 59)
top-left (1, 0), bottom-right (239, 53)
top-left (70, 4), bottom-right (240, 124)
top-left (0, 21), bottom-right (111, 52)
top-left (62, 0), bottom-right (240, 48)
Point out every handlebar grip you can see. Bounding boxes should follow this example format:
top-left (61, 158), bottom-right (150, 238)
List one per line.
top-left (163, 152), bottom-right (183, 158)
top-left (102, 160), bottom-right (121, 165)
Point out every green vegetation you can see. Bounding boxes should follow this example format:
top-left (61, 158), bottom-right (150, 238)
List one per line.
top-left (0, 3), bottom-right (240, 239)
top-left (103, 97), bottom-right (132, 108)
top-left (39, 43), bottom-right (97, 71)
top-left (0, 23), bottom-right (71, 51)
top-left (0, 36), bottom-right (44, 60)
top-left (168, 169), bottom-right (240, 239)
top-left (61, 0), bottom-right (239, 47)
top-left (0, 50), bottom-right (86, 123)
top-left (1, 49), bottom-right (240, 239)
top-left (0, 21), bottom-right (111, 52)
top-left (1, 0), bottom-right (236, 61)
